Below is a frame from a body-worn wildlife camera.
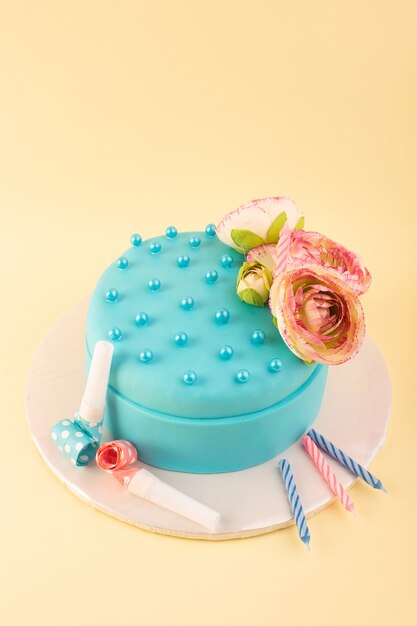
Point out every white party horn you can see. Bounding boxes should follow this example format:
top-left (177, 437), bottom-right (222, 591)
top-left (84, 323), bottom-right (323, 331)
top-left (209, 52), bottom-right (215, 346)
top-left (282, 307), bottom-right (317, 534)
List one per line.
top-left (96, 440), bottom-right (221, 530)
top-left (128, 468), bottom-right (221, 530)
top-left (79, 340), bottom-right (114, 424)
top-left (51, 340), bottom-right (114, 466)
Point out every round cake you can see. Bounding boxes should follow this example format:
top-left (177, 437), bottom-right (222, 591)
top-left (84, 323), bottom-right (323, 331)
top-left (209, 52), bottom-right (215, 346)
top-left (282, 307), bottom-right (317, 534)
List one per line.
top-left (86, 227), bottom-right (328, 472)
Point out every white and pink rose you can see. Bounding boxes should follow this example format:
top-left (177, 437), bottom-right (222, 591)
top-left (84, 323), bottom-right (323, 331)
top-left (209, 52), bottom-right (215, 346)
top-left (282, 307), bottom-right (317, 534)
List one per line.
top-left (216, 197), bottom-right (371, 366)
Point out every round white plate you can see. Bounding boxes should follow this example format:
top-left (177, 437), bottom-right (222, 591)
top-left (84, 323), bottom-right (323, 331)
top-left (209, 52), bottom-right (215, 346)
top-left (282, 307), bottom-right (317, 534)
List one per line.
top-left (25, 298), bottom-right (391, 540)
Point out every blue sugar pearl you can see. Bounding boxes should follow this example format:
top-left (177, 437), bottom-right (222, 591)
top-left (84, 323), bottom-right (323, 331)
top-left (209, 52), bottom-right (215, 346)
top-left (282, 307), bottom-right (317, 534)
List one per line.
top-left (205, 223), bottom-right (216, 237)
top-left (135, 312), bottom-right (149, 327)
top-left (105, 288), bottom-right (119, 302)
top-left (269, 358), bottom-right (283, 373)
top-left (177, 255), bottom-right (190, 268)
top-left (221, 254), bottom-right (233, 268)
top-left (205, 270), bottom-right (218, 284)
top-left (251, 329), bottom-right (265, 344)
top-left (236, 369), bottom-right (250, 384)
top-left (139, 349), bottom-right (153, 363)
top-left (130, 233), bottom-right (142, 247)
top-left (189, 236), bottom-right (201, 248)
top-left (166, 226), bottom-right (177, 239)
top-left (215, 308), bottom-right (230, 324)
top-left (174, 332), bottom-right (188, 346)
top-left (180, 296), bottom-right (195, 310)
top-left (148, 278), bottom-right (161, 291)
top-left (117, 257), bottom-right (129, 270)
top-left (183, 370), bottom-right (197, 385)
top-left (220, 345), bottom-right (233, 360)
top-left (150, 241), bottom-right (162, 254)
top-left (108, 327), bottom-right (122, 341)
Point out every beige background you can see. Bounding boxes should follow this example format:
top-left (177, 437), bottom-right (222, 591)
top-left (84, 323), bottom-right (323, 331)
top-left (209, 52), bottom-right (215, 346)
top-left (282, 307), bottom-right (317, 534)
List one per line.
top-left (1, 2), bottom-right (416, 625)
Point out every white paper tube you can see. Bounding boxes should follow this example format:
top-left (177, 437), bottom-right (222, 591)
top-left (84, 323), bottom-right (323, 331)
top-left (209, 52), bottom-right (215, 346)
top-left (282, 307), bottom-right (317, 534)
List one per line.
top-left (128, 469), bottom-right (221, 530)
top-left (79, 340), bottom-right (114, 423)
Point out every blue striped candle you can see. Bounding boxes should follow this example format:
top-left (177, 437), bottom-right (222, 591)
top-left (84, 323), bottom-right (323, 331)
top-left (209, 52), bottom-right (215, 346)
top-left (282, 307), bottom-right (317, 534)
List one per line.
top-left (307, 428), bottom-right (386, 492)
top-left (278, 459), bottom-right (311, 550)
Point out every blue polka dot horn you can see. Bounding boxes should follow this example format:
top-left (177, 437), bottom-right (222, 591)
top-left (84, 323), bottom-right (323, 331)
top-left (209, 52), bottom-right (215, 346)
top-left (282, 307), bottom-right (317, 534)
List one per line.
top-left (50, 341), bottom-right (114, 466)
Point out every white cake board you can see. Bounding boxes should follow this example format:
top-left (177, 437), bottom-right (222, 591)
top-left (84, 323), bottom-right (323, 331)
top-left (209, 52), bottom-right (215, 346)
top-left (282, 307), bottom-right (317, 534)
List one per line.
top-left (25, 298), bottom-right (391, 540)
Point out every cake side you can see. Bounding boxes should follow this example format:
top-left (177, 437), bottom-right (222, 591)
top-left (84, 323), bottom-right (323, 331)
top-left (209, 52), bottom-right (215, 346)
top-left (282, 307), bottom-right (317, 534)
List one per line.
top-left (86, 344), bottom-right (328, 472)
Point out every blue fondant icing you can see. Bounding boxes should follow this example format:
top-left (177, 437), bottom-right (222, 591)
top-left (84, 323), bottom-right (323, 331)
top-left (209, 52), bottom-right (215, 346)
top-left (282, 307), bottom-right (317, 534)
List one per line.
top-left (87, 231), bottom-right (328, 473)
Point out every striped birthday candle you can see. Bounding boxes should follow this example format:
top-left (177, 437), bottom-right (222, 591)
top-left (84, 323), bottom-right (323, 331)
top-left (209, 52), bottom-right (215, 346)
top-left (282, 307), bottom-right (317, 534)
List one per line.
top-left (278, 459), bottom-right (311, 550)
top-left (307, 428), bottom-right (386, 492)
top-left (302, 435), bottom-right (355, 514)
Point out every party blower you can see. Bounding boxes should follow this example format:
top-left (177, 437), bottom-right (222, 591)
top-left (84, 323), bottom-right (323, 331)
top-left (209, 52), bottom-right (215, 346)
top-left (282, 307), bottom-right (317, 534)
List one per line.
top-left (96, 440), bottom-right (221, 530)
top-left (51, 340), bottom-right (114, 465)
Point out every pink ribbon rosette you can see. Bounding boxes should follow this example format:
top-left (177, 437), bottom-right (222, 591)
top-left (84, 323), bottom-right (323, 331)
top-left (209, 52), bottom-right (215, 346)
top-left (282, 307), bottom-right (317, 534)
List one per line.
top-left (96, 439), bottom-right (138, 484)
top-left (96, 440), bottom-right (221, 530)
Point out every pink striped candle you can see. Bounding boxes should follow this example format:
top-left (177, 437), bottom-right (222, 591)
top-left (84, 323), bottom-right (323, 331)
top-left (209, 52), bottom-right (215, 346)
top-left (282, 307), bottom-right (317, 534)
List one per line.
top-left (302, 435), bottom-right (355, 514)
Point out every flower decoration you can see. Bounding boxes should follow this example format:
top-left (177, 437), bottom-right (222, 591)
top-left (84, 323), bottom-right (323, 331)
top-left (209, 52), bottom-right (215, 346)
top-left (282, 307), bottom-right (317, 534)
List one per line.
top-left (285, 230), bottom-right (371, 295)
top-left (216, 197), bottom-right (304, 254)
top-left (248, 229), bottom-right (371, 292)
top-left (247, 221), bottom-right (292, 277)
top-left (246, 242), bottom-right (278, 271)
top-left (216, 196), bottom-right (371, 366)
top-left (269, 266), bottom-right (366, 365)
top-left (236, 261), bottom-right (272, 306)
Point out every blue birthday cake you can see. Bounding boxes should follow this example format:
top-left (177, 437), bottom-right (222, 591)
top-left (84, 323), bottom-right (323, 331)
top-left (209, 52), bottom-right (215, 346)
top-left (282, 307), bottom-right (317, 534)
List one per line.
top-left (86, 198), bottom-right (371, 473)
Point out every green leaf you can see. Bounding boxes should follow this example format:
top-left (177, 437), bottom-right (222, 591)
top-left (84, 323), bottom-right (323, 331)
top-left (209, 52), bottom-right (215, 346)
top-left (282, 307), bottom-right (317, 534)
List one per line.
top-left (231, 229), bottom-right (265, 253)
top-left (294, 215), bottom-right (305, 230)
top-left (236, 261), bottom-right (249, 284)
top-left (265, 212), bottom-right (287, 243)
top-left (272, 315), bottom-right (278, 328)
top-left (238, 288), bottom-right (265, 307)
top-left (262, 265), bottom-right (273, 287)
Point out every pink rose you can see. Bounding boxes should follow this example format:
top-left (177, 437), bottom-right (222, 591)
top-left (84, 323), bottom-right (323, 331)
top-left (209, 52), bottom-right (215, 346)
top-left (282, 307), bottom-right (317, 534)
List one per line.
top-left (269, 266), bottom-right (366, 365)
top-left (287, 230), bottom-right (371, 295)
top-left (248, 230), bottom-right (371, 295)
